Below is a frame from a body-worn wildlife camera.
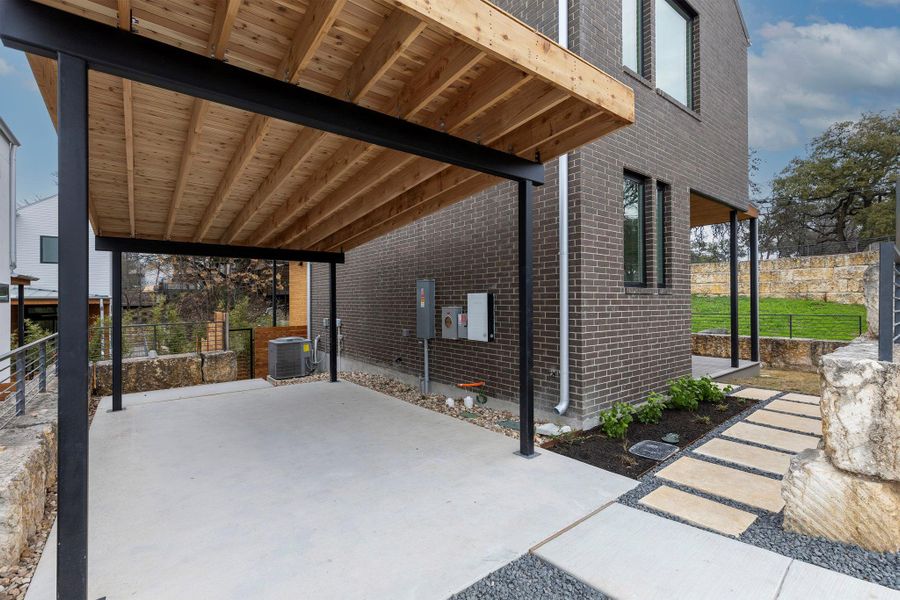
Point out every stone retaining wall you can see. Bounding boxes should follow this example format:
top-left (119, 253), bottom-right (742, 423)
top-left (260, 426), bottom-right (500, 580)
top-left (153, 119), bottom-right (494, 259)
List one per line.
top-left (691, 333), bottom-right (847, 372)
top-left (92, 351), bottom-right (238, 395)
top-left (691, 251), bottom-right (877, 304)
top-left (0, 392), bottom-right (57, 570)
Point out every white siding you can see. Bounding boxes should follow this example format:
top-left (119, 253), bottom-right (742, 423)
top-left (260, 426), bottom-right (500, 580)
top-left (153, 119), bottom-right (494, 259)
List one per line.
top-left (15, 195), bottom-right (111, 298)
top-left (0, 136), bottom-right (11, 356)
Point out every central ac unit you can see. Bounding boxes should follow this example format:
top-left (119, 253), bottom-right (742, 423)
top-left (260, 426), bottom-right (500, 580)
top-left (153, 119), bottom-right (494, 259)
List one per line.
top-left (268, 337), bottom-right (312, 379)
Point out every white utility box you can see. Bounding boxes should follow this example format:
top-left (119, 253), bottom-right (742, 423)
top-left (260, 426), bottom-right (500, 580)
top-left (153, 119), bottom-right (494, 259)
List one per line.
top-left (466, 293), bottom-right (494, 342)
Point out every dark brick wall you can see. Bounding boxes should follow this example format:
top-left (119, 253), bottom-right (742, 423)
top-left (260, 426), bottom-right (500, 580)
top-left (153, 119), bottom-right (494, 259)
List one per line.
top-left (311, 0), bottom-right (749, 423)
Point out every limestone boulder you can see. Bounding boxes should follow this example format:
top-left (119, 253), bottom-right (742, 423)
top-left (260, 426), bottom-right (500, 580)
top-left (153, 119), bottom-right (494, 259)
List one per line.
top-left (202, 351), bottom-right (237, 384)
top-left (93, 353), bottom-right (203, 395)
top-left (863, 263), bottom-right (878, 336)
top-left (820, 343), bottom-right (900, 481)
top-left (782, 448), bottom-right (900, 553)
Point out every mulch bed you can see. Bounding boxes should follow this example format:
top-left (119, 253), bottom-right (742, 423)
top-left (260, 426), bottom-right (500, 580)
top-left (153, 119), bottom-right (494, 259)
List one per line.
top-left (547, 395), bottom-right (759, 479)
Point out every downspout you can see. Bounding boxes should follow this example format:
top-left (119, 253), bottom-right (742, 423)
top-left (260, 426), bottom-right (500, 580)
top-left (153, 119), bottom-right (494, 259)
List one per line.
top-left (554, 0), bottom-right (570, 415)
top-left (9, 143), bottom-right (17, 272)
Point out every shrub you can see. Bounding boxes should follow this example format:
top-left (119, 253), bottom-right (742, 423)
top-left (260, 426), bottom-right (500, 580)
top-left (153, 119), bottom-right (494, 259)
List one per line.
top-left (696, 376), bottom-right (726, 404)
top-left (667, 376), bottom-right (699, 411)
top-left (635, 392), bottom-right (666, 424)
top-left (599, 402), bottom-right (634, 439)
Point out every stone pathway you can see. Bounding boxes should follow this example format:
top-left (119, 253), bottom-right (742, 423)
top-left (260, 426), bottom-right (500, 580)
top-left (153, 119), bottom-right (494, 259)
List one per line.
top-left (634, 386), bottom-right (820, 537)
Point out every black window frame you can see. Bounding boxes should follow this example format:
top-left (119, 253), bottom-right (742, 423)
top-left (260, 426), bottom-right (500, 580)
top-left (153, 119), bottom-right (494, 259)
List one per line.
top-left (656, 182), bottom-right (667, 287)
top-left (623, 172), bottom-right (647, 287)
top-left (622, 0), bottom-right (644, 74)
top-left (654, 0), bottom-right (697, 110)
top-left (40, 235), bottom-right (59, 264)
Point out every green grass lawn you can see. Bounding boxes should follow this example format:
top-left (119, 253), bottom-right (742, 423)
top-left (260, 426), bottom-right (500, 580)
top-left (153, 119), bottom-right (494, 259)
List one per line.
top-left (692, 295), bottom-right (867, 341)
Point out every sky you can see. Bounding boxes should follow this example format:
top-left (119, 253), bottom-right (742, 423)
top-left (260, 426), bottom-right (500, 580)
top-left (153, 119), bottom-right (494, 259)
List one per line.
top-left (0, 1), bottom-right (898, 203)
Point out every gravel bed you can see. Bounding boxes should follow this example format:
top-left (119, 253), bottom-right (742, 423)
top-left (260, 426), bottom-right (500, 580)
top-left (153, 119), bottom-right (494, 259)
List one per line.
top-left (617, 391), bottom-right (900, 590)
top-left (450, 554), bottom-right (607, 600)
top-left (273, 370), bottom-right (551, 445)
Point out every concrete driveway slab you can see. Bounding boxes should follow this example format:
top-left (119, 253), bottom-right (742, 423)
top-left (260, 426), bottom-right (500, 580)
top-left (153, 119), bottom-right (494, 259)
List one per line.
top-left (27, 380), bottom-right (635, 600)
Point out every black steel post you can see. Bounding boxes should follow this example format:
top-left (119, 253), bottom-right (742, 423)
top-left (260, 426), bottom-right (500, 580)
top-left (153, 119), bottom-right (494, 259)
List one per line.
top-left (38, 341), bottom-right (47, 392)
top-left (329, 262), bottom-right (337, 382)
top-left (878, 242), bottom-right (893, 361)
top-left (112, 249), bottom-right (123, 411)
top-left (15, 351), bottom-right (24, 415)
top-left (56, 51), bottom-right (90, 600)
top-left (729, 210), bottom-right (739, 368)
top-left (518, 180), bottom-right (535, 457)
top-left (749, 217), bottom-right (760, 363)
top-left (272, 259), bottom-right (277, 327)
top-left (17, 283), bottom-right (24, 348)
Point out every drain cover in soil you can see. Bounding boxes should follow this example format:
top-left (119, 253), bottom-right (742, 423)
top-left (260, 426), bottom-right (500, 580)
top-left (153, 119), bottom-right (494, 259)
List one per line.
top-left (661, 432), bottom-right (680, 444)
top-left (498, 420), bottom-right (520, 430)
top-left (629, 440), bottom-right (679, 461)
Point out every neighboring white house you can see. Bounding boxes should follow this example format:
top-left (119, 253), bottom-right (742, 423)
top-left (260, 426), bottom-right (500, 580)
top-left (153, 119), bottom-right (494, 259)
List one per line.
top-left (13, 194), bottom-right (112, 332)
top-left (0, 117), bottom-right (18, 357)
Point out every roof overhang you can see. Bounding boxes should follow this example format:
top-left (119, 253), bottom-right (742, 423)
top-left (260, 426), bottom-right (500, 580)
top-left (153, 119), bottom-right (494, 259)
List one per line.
top-left (2, 0), bottom-right (634, 254)
top-left (690, 191), bottom-right (758, 228)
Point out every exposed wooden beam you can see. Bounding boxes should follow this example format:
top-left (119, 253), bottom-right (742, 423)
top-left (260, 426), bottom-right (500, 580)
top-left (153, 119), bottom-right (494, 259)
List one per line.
top-left (220, 8), bottom-right (427, 244)
top-left (116, 0), bottom-right (130, 30)
top-left (317, 106), bottom-right (619, 252)
top-left (270, 63), bottom-right (534, 248)
top-left (122, 79), bottom-right (136, 236)
top-left (162, 0), bottom-right (242, 239)
top-left (388, 0), bottom-right (635, 122)
top-left (192, 0), bottom-right (348, 242)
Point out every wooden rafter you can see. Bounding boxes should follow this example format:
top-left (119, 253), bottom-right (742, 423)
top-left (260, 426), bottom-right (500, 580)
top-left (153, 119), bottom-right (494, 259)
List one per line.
top-left (219, 9), bottom-right (427, 244)
top-left (162, 0), bottom-right (242, 239)
top-left (191, 0), bottom-right (349, 242)
top-left (271, 61), bottom-right (536, 248)
top-left (116, 0), bottom-right (134, 236)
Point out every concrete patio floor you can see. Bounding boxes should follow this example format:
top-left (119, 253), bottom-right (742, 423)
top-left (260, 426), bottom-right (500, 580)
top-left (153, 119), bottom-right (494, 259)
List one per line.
top-left (26, 379), bottom-right (636, 600)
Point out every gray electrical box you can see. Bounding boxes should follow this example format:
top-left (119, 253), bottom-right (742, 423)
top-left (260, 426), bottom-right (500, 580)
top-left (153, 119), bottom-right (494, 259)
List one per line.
top-left (416, 279), bottom-right (435, 339)
top-left (441, 306), bottom-right (463, 339)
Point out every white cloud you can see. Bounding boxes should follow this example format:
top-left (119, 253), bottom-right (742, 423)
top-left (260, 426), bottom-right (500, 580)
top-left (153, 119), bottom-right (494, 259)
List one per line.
top-left (859, 0), bottom-right (900, 6)
top-left (748, 21), bottom-right (900, 151)
top-left (0, 57), bottom-right (13, 76)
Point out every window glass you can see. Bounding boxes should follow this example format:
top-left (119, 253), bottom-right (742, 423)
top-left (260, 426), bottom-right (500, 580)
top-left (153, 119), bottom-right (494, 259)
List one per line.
top-left (622, 0), bottom-right (642, 72)
top-left (655, 0), bottom-right (691, 106)
top-left (40, 236), bottom-right (59, 264)
top-left (624, 175), bottom-right (645, 285)
top-left (656, 184), bottom-right (666, 286)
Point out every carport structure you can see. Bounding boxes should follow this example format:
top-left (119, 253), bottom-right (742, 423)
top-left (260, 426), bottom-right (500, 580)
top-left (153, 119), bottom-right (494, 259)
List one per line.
top-left (0, 0), bottom-right (634, 596)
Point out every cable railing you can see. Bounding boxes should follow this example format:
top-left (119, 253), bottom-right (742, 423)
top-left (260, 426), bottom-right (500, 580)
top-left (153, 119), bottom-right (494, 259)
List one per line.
top-left (0, 333), bottom-right (58, 430)
top-left (89, 321), bottom-right (226, 361)
top-left (693, 313), bottom-right (865, 342)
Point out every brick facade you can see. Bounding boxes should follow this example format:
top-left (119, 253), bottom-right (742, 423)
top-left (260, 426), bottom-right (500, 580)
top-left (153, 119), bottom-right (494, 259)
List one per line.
top-left (310, 0), bottom-right (749, 426)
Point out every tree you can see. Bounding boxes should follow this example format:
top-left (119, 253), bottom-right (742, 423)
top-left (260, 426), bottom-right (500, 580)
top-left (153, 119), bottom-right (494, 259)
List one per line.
top-left (761, 111), bottom-right (899, 255)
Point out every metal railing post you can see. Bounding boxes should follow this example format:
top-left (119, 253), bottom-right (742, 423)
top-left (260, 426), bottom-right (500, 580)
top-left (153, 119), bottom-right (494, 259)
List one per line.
top-left (15, 351), bottom-right (25, 415)
top-left (788, 315), bottom-right (793, 339)
top-left (39, 341), bottom-right (47, 392)
top-left (153, 324), bottom-right (159, 354)
top-left (878, 242), bottom-right (893, 361)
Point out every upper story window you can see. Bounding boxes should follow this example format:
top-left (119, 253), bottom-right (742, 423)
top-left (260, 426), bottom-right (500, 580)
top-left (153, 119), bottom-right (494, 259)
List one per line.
top-left (40, 235), bottom-right (59, 264)
top-left (622, 0), bottom-right (643, 73)
top-left (623, 173), bottom-right (646, 286)
top-left (655, 0), bottom-right (694, 108)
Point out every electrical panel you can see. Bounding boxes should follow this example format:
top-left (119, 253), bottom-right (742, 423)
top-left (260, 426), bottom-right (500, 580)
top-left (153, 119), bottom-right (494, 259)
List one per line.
top-left (467, 293), bottom-right (495, 342)
top-left (416, 279), bottom-right (435, 339)
top-left (442, 306), bottom-right (463, 339)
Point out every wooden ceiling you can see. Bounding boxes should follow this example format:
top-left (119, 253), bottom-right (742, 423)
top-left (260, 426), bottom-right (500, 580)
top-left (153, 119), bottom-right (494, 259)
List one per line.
top-left (25, 0), bottom-right (634, 252)
top-left (690, 192), bottom-right (758, 228)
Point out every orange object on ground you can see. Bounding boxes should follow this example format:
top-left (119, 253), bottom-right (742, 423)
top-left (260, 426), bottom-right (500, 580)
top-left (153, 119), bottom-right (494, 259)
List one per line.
top-left (456, 381), bottom-right (485, 389)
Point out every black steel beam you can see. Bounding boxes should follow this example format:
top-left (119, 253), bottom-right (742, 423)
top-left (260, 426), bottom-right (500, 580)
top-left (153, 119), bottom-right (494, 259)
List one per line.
top-left (272, 260), bottom-right (278, 327)
top-left (0, 0), bottom-right (544, 185)
top-left (56, 52), bottom-right (90, 600)
top-left (729, 210), bottom-right (740, 369)
top-left (749, 217), bottom-right (760, 363)
top-left (95, 236), bottom-right (344, 264)
top-left (16, 283), bottom-right (24, 347)
top-left (112, 250), bottom-right (123, 411)
top-left (518, 180), bottom-right (535, 457)
top-left (329, 263), bottom-right (338, 383)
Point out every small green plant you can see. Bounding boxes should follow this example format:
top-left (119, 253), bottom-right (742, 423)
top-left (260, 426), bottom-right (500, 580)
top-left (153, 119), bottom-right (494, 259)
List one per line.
top-left (635, 392), bottom-right (666, 424)
top-left (667, 376), bottom-right (699, 411)
top-left (694, 415), bottom-right (712, 426)
top-left (714, 402), bottom-right (729, 412)
top-left (599, 402), bottom-right (634, 439)
top-left (695, 376), bottom-right (726, 404)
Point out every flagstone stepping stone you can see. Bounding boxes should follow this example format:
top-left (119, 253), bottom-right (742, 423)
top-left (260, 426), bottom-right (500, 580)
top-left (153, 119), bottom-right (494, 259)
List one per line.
top-left (730, 387), bottom-right (779, 401)
top-left (722, 422), bottom-right (819, 453)
top-left (656, 456), bottom-right (785, 512)
top-left (746, 410), bottom-right (822, 436)
top-left (765, 399), bottom-right (821, 418)
top-left (780, 392), bottom-right (820, 405)
top-left (639, 485), bottom-right (758, 536)
top-left (694, 438), bottom-right (793, 476)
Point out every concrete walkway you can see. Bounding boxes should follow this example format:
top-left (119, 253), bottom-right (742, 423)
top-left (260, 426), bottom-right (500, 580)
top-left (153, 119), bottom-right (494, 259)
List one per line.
top-left (26, 380), bottom-right (635, 600)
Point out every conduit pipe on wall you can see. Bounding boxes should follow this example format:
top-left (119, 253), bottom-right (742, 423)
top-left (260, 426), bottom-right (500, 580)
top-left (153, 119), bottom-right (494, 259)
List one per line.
top-left (554, 0), bottom-right (570, 416)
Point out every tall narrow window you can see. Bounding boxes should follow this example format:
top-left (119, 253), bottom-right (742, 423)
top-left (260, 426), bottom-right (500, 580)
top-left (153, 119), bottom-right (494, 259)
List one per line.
top-left (622, 0), bottom-right (642, 73)
top-left (624, 174), bottom-right (645, 286)
top-left (655, 0), bottom-right (693, 107)
top-left (656, 183), bottom-right (667, 287)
